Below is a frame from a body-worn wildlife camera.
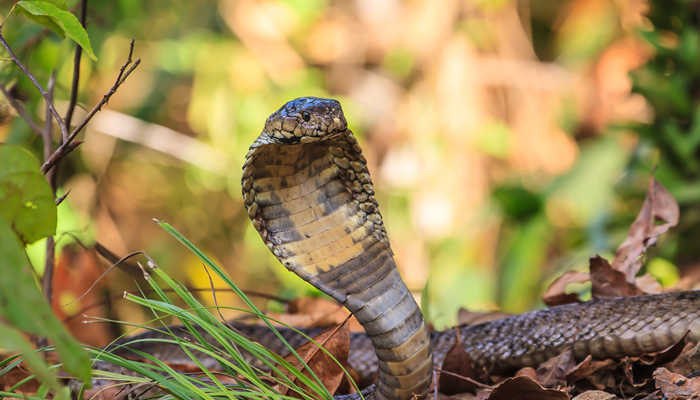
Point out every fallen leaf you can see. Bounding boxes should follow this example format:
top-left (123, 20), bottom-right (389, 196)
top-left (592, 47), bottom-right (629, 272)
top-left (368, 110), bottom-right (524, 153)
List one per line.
top-left (612, 177), bottom-right (679, 281)
top-left (653, 367), bottom-right (700, 400)
top-left (566, 355), bottom-right (615, 388)
top-left (589, 255), bottom-right (644, 299)
top-left (542, 271), bottom-right (590, 306)
top-left (536, 349), bottom-right (576, 387)
top-left (270, 297), bottom-right (363, 332)
top-left (571, 390), bottom-right (617, 400)
top-left (637, 335), bottom-right (688, 366)
top-left (480, 376), bottom-right (569, 400)
top-left (515, 367), bottom-right (537, 380)
top-left (52, 245), bottom-right (112, 347)
top-left (456, 309), bottom-right (511, 326)
top-left (0, 363), bottom-right (40, 394)
top-left (662, 342), bottom-right (700, 376)
top-left (634, 273), bottom-right (663, 294)
top-left (438, 329), bottom-right (483, 394)
top-left (276, 319), bottom-right (352, 398)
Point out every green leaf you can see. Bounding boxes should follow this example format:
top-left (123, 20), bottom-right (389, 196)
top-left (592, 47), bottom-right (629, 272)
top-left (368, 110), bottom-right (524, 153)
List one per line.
top-left (0, 323), bottom-right (68, 400)
top-left (12, 1), bottom-right (96, 60)
top-left (0, 217), bottom-right (91, 384)
top-left (0, 145), bottom-right (56, 244)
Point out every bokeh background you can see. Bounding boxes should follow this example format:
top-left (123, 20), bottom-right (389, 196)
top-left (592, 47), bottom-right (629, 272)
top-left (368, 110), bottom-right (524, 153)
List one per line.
top-left (2, 0), bottom-right (699, 335)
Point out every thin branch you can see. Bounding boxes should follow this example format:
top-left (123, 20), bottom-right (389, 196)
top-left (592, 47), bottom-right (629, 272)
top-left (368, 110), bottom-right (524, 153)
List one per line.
top-left (0, 33), bottom-right (68, 139)
top-left (42, 72), bottom-right (55, 162)
top-left (0, 82), bottom-right (43, 135)
top-left (42, 73), bottom-right (56, 304)
top-left (42, 40), bottom-right (140, 174)
top-left (64, 0), bottom-right (88, 134)
top-left (55, 190), bottom-right (70, 206)
top-left (42, 238), bottom-right (55, 303)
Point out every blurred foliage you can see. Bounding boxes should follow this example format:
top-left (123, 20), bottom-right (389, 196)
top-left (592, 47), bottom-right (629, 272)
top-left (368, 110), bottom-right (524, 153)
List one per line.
top-left (0, 145), bottom-right (90, 394)
top-left (0, 0), bottom-right (698, 334)
top-left (628, 0), bottom-right (700, 265)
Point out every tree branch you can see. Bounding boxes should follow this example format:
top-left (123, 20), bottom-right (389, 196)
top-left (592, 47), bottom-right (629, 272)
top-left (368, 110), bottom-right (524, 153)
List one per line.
top-left (0, 82), bottom-right (43, 136)
top-left (64, 0), bottom-right (88, 134)
top-left (41, 40), bottom-right (140, 174)
top-left (42, 73), bottom-right (56, 304)
top-left (0, 33), bottom-right (69, 140)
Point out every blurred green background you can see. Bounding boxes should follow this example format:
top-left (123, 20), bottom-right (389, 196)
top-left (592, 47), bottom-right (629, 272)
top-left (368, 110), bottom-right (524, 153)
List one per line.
top-left (1, 0), bottom-right (699, 332)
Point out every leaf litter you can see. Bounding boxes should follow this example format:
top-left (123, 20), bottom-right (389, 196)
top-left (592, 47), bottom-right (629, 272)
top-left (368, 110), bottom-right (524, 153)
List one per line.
top-left (437, 176), bottom-right (696, 400)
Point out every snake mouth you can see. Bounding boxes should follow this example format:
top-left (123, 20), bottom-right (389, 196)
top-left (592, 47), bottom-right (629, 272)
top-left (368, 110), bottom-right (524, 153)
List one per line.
top-left (266, 130), bottom-right (347, 145)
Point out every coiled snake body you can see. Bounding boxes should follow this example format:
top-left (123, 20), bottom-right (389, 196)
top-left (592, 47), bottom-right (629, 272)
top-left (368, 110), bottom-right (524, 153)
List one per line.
top-left (239, 97), bottom-right (699, 399)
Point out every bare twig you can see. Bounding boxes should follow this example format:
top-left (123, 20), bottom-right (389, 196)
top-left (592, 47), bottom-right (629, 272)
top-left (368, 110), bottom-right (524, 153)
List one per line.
top-left (42, 39), bottom-right (140, 174)
top-left (0, 82), bottom-right (43, 135)
top-left (0, 33), bottom-right (69, 139)
top-left (42, 73), bottom-right (56, 304)
top-left (55, 190), bottom-right (70, 206)
top-left (64, 0), bottom-right (88, 134)
top-left (42, 73), bottom-right (55, 163)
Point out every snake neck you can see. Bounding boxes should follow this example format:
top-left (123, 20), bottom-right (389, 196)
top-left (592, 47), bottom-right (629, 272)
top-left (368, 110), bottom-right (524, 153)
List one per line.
top-left (243, 129), bottom-right (432, 399)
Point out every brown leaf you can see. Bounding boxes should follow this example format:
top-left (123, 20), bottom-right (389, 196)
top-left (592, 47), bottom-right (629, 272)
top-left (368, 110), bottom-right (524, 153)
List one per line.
top-left (276, 320), bottom-right (351, 398)
top-left (653, 367), bottom-right (700, 400)
top-left (566, 355), bottom-right (616, 387)
top-left (53, 245), bottom-right (112, 347)
top-left (542, 271), bottom-right (590, 306)
top-left (0, 363), bottom-right (40, 394)
top-left (439, 329), bottom-right (483, 394)
top-left (637, 334), bottom-right (689, 366)
top-left (662, 342), bottom-right (700, 376)
top-left (456, 309), bottom-right (511, 326)
top-left (589, 255), bottom-right (644, 299)
top-left (271, 297), bottom-right (363, 331)
top-left (481, 376), bottom-right (569, 400)
top-left (612, 177), bottom-right (679, 281)
top-left (634, 273), bottom-right (663, 294)
top-left (536, 349), bottom-right (576, 387)
top-left (571, 390), bottom-right (617, 400)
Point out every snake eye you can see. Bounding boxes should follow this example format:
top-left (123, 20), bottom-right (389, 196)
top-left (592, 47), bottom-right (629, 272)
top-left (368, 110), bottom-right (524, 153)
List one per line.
top-left (301, 111), bottom-right (311, 122)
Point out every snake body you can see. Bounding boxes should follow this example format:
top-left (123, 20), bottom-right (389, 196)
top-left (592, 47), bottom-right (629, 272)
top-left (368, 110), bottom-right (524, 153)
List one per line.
top-left (242, 98), bottom-right (431, 399)
top-left (238, 97), bottom-right (699, 399)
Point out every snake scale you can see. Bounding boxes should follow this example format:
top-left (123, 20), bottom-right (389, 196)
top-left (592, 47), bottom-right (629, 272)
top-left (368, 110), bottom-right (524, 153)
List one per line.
top-left (104, 97), bottom-right (699, 399)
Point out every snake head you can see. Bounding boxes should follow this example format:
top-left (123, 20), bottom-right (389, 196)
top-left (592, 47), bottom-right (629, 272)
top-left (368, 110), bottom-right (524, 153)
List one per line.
top-left (263, 97), bottom-right (348, 143)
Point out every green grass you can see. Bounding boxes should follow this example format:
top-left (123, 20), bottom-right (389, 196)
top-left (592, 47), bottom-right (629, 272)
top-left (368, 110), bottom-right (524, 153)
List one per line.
top-left (1, 220), bottom-right (362, 400)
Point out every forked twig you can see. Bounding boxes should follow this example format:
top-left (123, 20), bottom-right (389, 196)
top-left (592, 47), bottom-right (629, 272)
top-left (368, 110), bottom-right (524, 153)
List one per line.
top-left (0, 33), bottom-right (68, 139)
top-left (41, 39), bottom-right (140, 174)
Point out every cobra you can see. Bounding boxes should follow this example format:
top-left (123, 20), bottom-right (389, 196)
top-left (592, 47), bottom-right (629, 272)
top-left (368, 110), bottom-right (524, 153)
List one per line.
top-left (241, 97), bottom-right (700, 399)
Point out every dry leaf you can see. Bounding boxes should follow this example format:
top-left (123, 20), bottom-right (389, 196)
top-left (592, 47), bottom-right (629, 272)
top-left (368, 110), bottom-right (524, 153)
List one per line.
top-left (637, 335), bottom-right (689, 366)
top-left (276, 320), bottom-right (351, 398)
top-left (662, 342), bottom-right (700, 376)
top-left (456, 309), bottom-right (511, 326)
top-left (571, 390), bottom-right (617, 400)
top-left (53, 245), bottom-right (112, 347)
top-left (536, 349), bottom-right (576, 387)
top-left (542, 271), bottom-right (590, 306)
top-left (566, 355), bottom-right (615, 387)
top-left (653, 367), bottom-right (700, 400)
top-left (438, 330), bottom-right (482, 394)
top-left (480, 376), bottom-right (569, 400)
top-left (271, 297), bottom-right (363, 332)
top-left (634, 273), bottom-right (663, 294)
top-left (612, 177), bottom-right (679, 281)
top-left (589, 255), bottom-right (644, 299)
